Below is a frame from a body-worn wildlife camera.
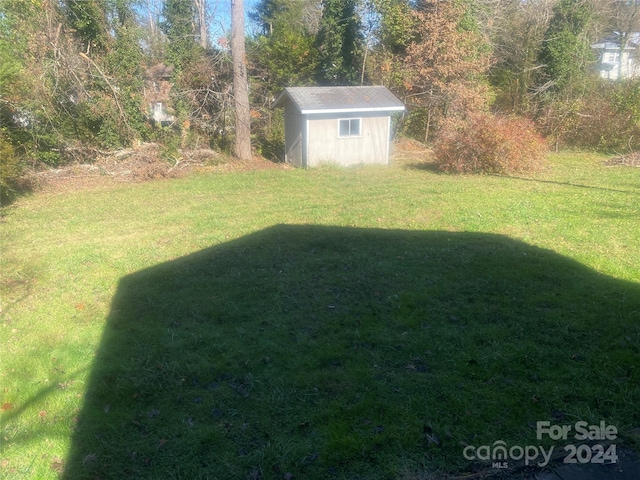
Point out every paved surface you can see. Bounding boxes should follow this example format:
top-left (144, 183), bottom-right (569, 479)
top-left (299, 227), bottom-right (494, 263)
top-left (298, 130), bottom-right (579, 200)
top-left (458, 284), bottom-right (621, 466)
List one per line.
top-left (491, 446), bottom-right (640, 480)
top-left (536, 447), bottom-right (640, 480)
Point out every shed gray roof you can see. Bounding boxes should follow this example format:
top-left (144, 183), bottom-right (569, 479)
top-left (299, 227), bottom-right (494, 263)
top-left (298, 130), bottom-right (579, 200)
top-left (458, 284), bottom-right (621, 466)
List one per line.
top-left (273, 86), bottom-right (405, 114)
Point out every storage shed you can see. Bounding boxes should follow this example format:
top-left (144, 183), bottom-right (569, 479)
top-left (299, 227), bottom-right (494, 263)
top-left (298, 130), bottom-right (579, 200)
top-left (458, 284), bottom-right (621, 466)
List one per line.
top-left (273, 86), bottom-right (405, 167)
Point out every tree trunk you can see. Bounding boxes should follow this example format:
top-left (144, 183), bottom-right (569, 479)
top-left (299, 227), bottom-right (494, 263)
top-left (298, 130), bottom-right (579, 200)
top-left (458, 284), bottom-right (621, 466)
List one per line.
top-left (231, 0), bottom-right (252, 160)
top-left (194, 0), bottom-right (207, 48)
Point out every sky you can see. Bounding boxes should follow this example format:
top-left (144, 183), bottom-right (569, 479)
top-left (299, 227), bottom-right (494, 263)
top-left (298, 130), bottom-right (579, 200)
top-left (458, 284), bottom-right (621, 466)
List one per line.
top-left (138, 0), bottom-right (261, 44)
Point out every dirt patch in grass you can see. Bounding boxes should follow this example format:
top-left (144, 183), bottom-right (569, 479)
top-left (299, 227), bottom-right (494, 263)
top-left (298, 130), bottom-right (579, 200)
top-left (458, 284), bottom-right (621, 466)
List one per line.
top-left (23, 142), bottom-right (290, 193)
top-left (392, 138), bottom-right (437, 170)
top-left (605, 151), bottom-right (640, 167)
top-left (21, 138), bottom-right (426, 194)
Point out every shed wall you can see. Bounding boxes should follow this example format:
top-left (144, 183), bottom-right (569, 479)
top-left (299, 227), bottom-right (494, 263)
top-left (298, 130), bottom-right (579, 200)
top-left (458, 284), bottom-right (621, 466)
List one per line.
top-left (283, 99), bottom-right (304, 166)
top-left (306, 112), bottom-right (390, 167)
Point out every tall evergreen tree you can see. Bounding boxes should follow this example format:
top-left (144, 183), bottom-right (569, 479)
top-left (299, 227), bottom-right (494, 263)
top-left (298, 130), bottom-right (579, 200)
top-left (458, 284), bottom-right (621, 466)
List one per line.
top-left (371, 0), bottom-right (414, 56)
top-left (315, 0), bottom-right (363, 85)
top-left (161, 0), bottom-right (201, 70)
top-left (250, 0), bottom-right (319, 90)
top-left (539, 0), bottom-right (594, 92)
top-left (105, 0), bottom-right (146, 143)
top-left (364, 0), bottom-right (415, 89)
top-left (63, 0), bottom-right (110, 53)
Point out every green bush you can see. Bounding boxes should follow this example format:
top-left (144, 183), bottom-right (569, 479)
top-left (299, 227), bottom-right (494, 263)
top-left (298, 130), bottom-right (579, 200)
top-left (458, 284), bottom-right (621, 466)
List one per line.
top-left (401, 107), bottom-right (430, 142)
top-left (434, 113), bottom-right (548, 174)
top-left (254, 109), bottom-right (285, 162)
top-left (0, 132), bottom-right (22, 204)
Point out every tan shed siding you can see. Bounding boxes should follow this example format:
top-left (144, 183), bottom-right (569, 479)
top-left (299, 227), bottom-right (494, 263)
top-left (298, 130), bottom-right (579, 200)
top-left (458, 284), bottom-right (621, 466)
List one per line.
top-left (284, 99), bottom-right (303, 166)
top-left (306, 113), bottom-right (390, 167)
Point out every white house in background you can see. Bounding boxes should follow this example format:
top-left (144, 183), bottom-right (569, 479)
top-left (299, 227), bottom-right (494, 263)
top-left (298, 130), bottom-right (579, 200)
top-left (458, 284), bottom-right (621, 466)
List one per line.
top-left (592, 32), bottom-right (640, 80)
top-left (272, 86), bottom-right (405, 167)
top-left (145, 63), bottom-right (176, 126)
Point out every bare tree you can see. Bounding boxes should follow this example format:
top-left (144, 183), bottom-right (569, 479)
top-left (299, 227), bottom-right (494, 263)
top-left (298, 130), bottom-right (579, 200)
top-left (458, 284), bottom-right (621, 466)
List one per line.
top-left (194, 0), bottom-right (208, 48)
top-left (139, 0), bottom-right (165, 61)
top-left (231, 0), bottom-right (252, 160)
top-left (609, 0), bottom-right (640, 78)
top-left (489, 0), bottom-right (557, 113)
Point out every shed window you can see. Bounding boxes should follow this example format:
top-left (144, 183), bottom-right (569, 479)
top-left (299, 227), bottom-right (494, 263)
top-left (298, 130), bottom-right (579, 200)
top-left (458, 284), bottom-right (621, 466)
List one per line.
top-left (339, 118), bottom-right (361, 137)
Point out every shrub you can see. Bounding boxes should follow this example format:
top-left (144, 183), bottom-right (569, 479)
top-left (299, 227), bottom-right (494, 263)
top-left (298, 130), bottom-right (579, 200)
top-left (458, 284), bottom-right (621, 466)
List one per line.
top-left (564, 81), bottom-right (640, 153)
top-left (0, 132), bottom-right (21, 204)
top-left (535, 97), bottom-right (585, 152)
top-left (533, 80), bottom-right (640, 153)
top-left (434, 113), bottom-right (548, 174)
top-left (254, 109), bottom-right (285, 162)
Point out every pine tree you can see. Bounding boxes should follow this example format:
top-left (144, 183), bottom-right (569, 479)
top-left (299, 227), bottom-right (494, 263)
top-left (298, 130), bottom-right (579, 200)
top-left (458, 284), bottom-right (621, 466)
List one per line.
top-left (539, 0), bottom-right (594, 92)
top-left (315, 0), bottom-right (363, 85)
top-left (63, 0), bottom-right (110, 53)
top-left (250, 0), bottom-right (319, 90)
top-left (161, 0), bottom-right (201, 71)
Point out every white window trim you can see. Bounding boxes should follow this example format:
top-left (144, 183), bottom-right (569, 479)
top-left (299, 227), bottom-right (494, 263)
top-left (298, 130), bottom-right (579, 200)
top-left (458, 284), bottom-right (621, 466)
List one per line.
top-left (605, 51), bottom-right (620, 63)
top-left (338, 118), bottom-right (362, 138)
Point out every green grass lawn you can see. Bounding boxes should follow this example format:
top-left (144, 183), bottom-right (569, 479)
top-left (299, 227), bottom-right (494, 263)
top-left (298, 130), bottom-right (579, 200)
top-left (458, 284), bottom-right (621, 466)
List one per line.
top-left (1, 150), bottom-right (639, 479)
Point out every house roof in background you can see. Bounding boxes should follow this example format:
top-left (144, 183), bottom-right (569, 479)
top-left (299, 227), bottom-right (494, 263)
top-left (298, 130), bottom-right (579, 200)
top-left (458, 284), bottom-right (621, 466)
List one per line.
top-left (592, 32), bottom-right (640, 50)
top-left (273, 86), bottom-right (405, 114)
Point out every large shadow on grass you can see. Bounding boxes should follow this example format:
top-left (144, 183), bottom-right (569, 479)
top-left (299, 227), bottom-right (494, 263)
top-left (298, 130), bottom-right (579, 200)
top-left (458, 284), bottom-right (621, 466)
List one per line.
top-left (63, 225), bottom-right (640, 479)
